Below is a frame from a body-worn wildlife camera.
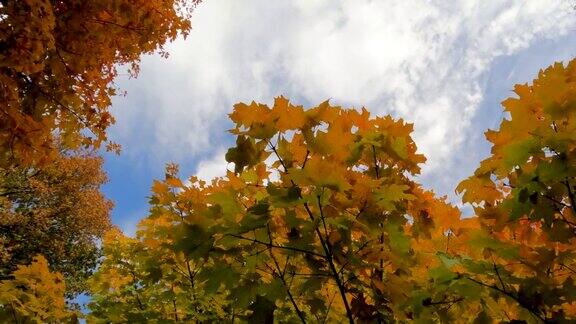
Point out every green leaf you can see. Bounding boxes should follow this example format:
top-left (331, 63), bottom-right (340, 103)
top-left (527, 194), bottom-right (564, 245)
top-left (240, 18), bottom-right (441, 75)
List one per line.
top-left (247, 295), bottom-right (276, 324)
top-left (248, 201), bottom-right (270, 215)
top-left (208, 191), bottom-right (242, 218)
top-left (225, 136), bottom-right (265, 173)
top-left (259, 277), bottom-right (285, 302)
top-left (429, 265), bottom-right (458, 284)
top-left (234, 202), bottom-right (270, 234)
top-left (450, 280), bottom-right (482, 301)
top-left (374, 184), bottom-right (415, 210)
top-left (267, 184), bottom-right (302, 207)
top-left (198, 266), bottom-right (240, 294)
top-left (346, 141), bottom-right (364, 165)
top-left (230, 273), bottom-right (261, 309)
top-left (384, 218), bottom-right (411, 256)
top-left (437, 252), bottom-right (459, 269)
top-left (472, 309), bottom-right (491, 324)
top-left (390, 137), bottom-right (408, 159)
top-left (502, 137), bottom-right (540, 168)
top-left (469, 233), bottom-right (519, 259)
top-left (173, 224), bottom-right (214, 259)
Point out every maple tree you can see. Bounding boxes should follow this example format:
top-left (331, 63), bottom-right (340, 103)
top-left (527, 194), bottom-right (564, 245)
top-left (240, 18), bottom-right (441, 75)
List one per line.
top-left (2, 0), bottom-right (573, 321)
top-left (85, 58), bottom-right (576, 322)
top-left (0, 255), bottom-right (76, 323)
top-left (0, 0), bottom-right (200, 167)
top-left (452, 60), bottom-right (576, 322)
top-left (88, 228), bottom-right (228, 322)
top-left (88, 97), bottom-right (474, 322)
top-left (87, 58), bottom-right (576, 321)
top-left (0, 152), bottom-right (112, 296)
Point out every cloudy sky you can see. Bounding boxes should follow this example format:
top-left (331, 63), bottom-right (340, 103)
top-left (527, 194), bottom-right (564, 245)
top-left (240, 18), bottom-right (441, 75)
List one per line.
top-left (102, 0), bottom-right (576, 234)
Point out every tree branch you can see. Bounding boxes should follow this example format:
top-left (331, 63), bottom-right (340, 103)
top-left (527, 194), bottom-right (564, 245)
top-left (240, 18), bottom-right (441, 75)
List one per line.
top-left (465, 276), bottom-right (549, 323)
top-left (564, 179), bottom-right (576, 215)
top-left (225, 233), bottom-right (325, 258)
top-left (266, 224), bottom-right (307, 323)
top-left (268, 138), bottom-right (354, 323)
top-left (303, 202), bottom-right (355, 324)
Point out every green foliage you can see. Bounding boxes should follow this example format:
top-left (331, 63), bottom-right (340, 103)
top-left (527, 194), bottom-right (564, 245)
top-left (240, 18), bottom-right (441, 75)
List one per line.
top-left (456, 60), bottom-right (576, 322)
top-left (0, 153), bottom-right (112, 296)
top-left (88, 98), bottom-right (466, 323)
top-left (88, 60), bottom-right (576, 322)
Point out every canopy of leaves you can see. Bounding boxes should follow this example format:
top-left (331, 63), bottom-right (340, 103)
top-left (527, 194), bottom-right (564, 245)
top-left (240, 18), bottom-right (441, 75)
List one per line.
top-left (87, 59), bottom-right (576, 321)
top-left (87, 228), bottom-right (228, 322)
top-left (0, 153), bottom-right (112, 296)
top-left (0, 255), bottom-right (76, 323)
top-left (453, 59), bottom-right (576, 322)
top-left (88, 98), bottom-right (474, 322)
top-left (0, 0), bottom-right (200, 167)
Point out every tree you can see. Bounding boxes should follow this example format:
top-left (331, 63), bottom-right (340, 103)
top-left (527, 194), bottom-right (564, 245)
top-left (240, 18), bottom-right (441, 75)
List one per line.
top-left (0, 255), bottom-right (76, 323)
top-left (87, 228), bottom-right (228, 322)
top-left (0, 0), bottom-right (200, 167)
top-left (88, 97), bottom-right (472, 322)
top-left (451, 59), bottom-right (576, 322)
top-left (87, 60), bottom-right (576, 323)
top-left (0, 152), bottom-right (113, 296)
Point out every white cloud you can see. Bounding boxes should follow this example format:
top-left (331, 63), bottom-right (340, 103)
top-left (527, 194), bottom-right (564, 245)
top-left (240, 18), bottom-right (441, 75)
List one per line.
top-left (194, 148), bottom-right (230, 181)
top-left (109, 0), bottom-right (576, 200)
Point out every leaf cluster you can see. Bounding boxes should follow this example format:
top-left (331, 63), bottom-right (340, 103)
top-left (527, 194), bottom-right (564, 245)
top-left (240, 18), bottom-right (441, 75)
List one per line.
top-left (0, 255), bottom-right (77, 323)
top-left (0, 152), bottom-right (113, 297)
top-left (88, 97), bottom-right (475, 322)
top-left (89, 63), bottom-right (576, 322)
top-left (0, 0), bottom-right (200, 167)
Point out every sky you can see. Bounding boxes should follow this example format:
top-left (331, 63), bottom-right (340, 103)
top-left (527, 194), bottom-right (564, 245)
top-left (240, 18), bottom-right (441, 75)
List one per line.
top-left (102, 0), bottom-right (576, 235)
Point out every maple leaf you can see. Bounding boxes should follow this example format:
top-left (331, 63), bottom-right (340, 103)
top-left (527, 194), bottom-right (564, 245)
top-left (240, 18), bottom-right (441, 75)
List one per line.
top-left (453, 59), bottom-right (576, 322)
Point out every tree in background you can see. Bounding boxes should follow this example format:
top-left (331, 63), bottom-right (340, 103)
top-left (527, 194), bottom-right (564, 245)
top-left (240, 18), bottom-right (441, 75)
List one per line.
top-left (0, 153), bottom-right (112, 297)
top-left (0, 255), bottom-right (76, 323)
top-left (88, 227), bottom-right (228, 322)
top-left (0, 0), bottom-right (200, 167)
top-left (0, 0), bottom-right (203, 316)
top-left (88, 98), bottom-right (475, 322)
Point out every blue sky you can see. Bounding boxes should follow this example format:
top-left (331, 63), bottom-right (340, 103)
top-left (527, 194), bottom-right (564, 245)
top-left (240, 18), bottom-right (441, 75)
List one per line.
top-left (101, 0), bottom-right (576, 235)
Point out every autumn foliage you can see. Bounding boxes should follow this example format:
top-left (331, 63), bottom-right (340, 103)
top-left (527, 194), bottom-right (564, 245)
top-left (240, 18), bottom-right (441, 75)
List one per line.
top-left (0, 153), bottom-right (112, 296)
top-left (81, 56), bottom-right (571, 323)
top-left (86, 59), bottom-right (576, 323)
top-left (89, 98), bottom-right (458, 322)
top-left (0, 255), bottom-right (76, 322)
top-left (454, 61), bottom-right (576, 322)
top-left (1, 2), bottom-right (575, 322)
top-left (0, 0), bottom-right (198, 167)
top-left (0, 0), bottom-right (199, 320)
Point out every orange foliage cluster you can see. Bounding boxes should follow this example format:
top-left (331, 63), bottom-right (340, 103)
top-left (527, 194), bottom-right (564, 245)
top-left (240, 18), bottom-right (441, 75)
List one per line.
top-left (0, 1), bottom-right (575, 322)
top-left (0, 153), bottom-right (112, 296)
top-left (88, 64), bottom-right (576, 322)
top-left (0, 1), bottom-right (198, 320)
top-left (0, 0), bottom-right (198, 166)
